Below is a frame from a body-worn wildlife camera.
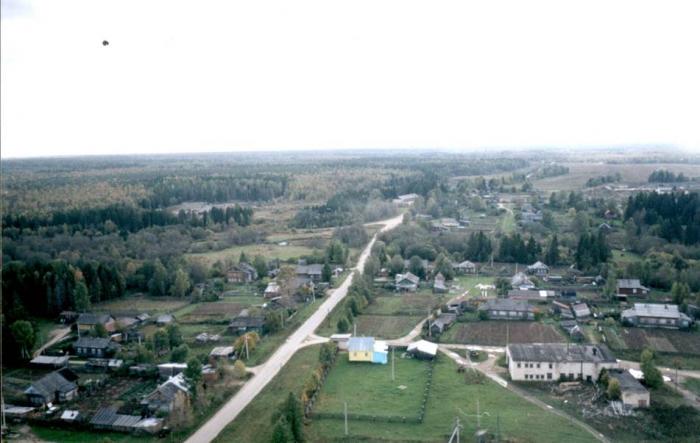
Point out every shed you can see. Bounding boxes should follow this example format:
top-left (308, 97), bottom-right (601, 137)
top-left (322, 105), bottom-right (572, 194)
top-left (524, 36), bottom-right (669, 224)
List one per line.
top-left (30, 355), bottom-right (70, 368)
top-left (407, 340), bottom-right (438, 359)
top-left (608, 370), bottom-right (650, 408)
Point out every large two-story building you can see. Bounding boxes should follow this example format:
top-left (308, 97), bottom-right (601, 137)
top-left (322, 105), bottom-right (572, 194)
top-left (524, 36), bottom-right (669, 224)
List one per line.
top-left (506, 343), bottom-right (617, 382)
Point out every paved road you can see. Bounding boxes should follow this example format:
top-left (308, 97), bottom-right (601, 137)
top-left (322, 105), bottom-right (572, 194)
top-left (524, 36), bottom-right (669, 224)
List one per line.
top-left (185, 214), bottom-right (404, 443)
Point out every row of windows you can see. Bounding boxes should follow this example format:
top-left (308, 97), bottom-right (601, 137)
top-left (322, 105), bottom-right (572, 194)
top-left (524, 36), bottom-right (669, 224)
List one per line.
top-left (524, 373), bottom-right (553, 380)
top-left (516, 362), bottom-right (553, 369)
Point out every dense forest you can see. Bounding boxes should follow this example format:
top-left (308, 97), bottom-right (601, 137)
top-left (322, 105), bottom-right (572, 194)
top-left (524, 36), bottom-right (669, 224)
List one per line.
top-left (624, 191), bottom-right (700, 245)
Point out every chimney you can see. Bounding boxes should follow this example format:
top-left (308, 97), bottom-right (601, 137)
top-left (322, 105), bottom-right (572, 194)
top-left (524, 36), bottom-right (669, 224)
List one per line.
top-left (592, 347), bottom-right (597, 356)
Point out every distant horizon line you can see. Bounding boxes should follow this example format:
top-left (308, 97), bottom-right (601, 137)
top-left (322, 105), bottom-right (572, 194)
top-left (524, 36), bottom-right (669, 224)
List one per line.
top-left (3, 143), bottom-right (696, 161)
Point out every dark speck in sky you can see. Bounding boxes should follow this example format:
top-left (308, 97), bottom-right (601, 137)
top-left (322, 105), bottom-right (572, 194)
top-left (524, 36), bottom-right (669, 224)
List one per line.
top-left (102, 40), bottom-right (109, 46)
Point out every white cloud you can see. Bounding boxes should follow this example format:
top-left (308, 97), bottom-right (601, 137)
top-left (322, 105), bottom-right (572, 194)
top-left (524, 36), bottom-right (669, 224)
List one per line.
top-left (2, 0), bottom-right (700, 158)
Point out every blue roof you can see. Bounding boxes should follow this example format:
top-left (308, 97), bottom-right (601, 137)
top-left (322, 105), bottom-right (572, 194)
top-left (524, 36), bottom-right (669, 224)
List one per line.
top-left (348, 337), bottom-right (374, 352)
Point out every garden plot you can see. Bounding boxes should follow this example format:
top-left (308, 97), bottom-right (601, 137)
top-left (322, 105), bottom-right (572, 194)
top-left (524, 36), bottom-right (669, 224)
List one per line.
top-left (617, 328), bottom-right (700, 355)
top-left (364, 294), bottom-right (441, 316)
top-left (354, 315), bottom-right (423, 339)
top-left (442, 321), bottom-right (566, 346)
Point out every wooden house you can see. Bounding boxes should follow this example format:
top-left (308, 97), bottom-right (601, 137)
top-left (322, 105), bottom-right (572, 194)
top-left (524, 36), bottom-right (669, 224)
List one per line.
top-left (478, 299), bottom-right (535, 320)
top-left (25, 368), bottom-right (79, 406)
top-left (395, 272), bottom-right (420, 292)
top-left (616, 279), bottom-right (650, 298)
top-left (227, 263), bottom-right (258, 283)
top-left (77, 313), bottom-right (116, 333)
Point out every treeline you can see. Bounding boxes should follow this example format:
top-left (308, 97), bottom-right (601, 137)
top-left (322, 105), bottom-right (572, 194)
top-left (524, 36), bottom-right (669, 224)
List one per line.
top-left (534, 164), bottom-right (569, 179)
top-left (574, 231), bottom-right (611, 271)
top-left (624, 191), bottom-right (700, 245)
top-left (3, 203), bottom-right (254, 235)
top-left (586, 173), bottom-right (621, 187)
top-left (496, 233), bottom-right (541, 264)
top-left (290, 190), bottom-right (367, 228)
top-left (648, 170), bottom-right (689, 183)
top-left (144, 175), bottom-right (288, 207)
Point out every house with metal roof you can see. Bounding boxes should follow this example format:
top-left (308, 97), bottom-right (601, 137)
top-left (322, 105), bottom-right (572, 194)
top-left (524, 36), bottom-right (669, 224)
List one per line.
top-left (506, 343), bottom-right (617, 382)
top-left (24, 368), bottom-right (79, 406)
top-left (616, 279), bottom-right (650, 297)
top-left (395, 272), bottom-right (420, 292)
top-left (347, 337), bottom-right (388, 364)
top-left (430, 313), bottom-right (457, 335)
top-left (608, 370), bottom-right (650, 409)
top-left (527, 261), bottom-right (550, 276)
top-left (90, 407), bottom-right (164, 434)
top-left (142, 373), bottom-right (191, 415)
top-left (30, 355), bottom-right (70, 368)
top-left (478, 299), bottom-right (535, 320)
top-left (621, 303), bottom-right (692, 329)
top-left (74, 337), bottom-right (117, 358)
top-left (453, 260), bottom-right (477, 274)
top-left (572, 302), bottom-right (591, 320)
top-left (77, 313), bottom-right (116, 333)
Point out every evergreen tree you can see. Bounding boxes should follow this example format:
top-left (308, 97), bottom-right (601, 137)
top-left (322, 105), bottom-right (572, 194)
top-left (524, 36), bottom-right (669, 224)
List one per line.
top-left (545, 235), bottom-right (559, 266)
top-left (322, 262), bottom-right (332, 283)
top-left (283, 392), bottom-right (304, 443)
top-left (184, 357), bottom-right (203, 400)
top-left (148, 259), bottom-right (168, 296)
top-left (74, 281), bottom-right (91, 312)
top-left (167, 324), bottom-right (183, 348)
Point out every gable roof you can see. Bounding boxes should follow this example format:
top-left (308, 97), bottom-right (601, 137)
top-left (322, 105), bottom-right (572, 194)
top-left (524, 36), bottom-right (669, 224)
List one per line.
top-left (507, 343), bottom-right (616, 364)
top-left (396, 272), bottom-right (420, 284)
top-left (295, 264), bottom-right (323, 276)
top-left (348, 336), bottom-right (375, 352)
top-left (609, 370), bottom-right (649, 394)
top-left (25, 369), bottom-right (77, 398)
top-left (622, 303), bottom-right (684, 320)
top-left (407, 340), bottom-right (438, 356)
top-left (454, 260), bottom-right (476, 269)
top-left (527, 261), bottom-right (549, 270)
top-left (617, 279), bottom-right (648, 290)
top-left (77, 313), bottom-right (112, 325)
top-left (479, 298), bottom-right (534, 312)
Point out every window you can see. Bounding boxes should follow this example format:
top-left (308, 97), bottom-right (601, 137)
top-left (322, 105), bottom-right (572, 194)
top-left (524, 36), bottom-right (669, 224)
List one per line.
top-left (517, 363), bottom-right (521, 368)
top-left (568, 373), bottom-right (574, 380)
top-left (547, 373), bottom-right (552, 380)
top-left (536, 363), bottom-right (540, 369)
top-left (548, 363), bottom-right (552, 369)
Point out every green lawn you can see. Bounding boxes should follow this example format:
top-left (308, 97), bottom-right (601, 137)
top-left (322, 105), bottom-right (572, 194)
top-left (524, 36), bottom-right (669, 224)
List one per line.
top-left (307, 356), bottom-right (597, 442)
top-left (682, 377), bottom-right (700, 396)
top-left (214, 345), bottom-right (321, 443)
top-left (363, 294), bottom-right (439, 316)
top-left (94, 295), bottom-right (190, 314)
top-left (314, 355), bottom-right (429, 418)
top-left (498, 208), bottom-right (516, 233)
top-left (453, 275), bottom-right (496, 298)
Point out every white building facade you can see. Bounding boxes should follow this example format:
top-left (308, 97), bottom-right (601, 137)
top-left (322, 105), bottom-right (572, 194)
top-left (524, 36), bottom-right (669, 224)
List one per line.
top-left (507, 343), bottom-right (618, 382)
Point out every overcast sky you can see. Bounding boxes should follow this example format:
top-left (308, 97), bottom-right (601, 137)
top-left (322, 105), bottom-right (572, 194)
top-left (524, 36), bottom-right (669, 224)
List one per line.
top-left (2, 0), bottom-right (699, 158)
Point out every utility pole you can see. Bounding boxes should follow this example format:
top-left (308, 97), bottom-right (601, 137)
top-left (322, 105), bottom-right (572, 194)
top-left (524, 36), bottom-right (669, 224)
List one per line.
top-left (245, 334), bottom-right (249, 360)
top-left (391, 347), bottom-right (395, 381)
top-left (353, 322), bottom-right (357, 337)
top-left (427, 307), bottom-right (431, 337)
top-left (344, 402), bottom-right (348, 436)
top-left (495, 413), bottom-right (501, 443)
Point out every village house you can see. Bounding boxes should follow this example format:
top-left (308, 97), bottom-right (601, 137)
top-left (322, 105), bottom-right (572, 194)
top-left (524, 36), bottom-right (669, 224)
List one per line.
top-left (395, 272), bottom-right (420, 292)
top-left (621, 303), bottom-right (692, 329)
top-left (430, 312), bottom-right (457, 335)
top-left (551, 300), bottom-right (574, 319)
top-left (526, 261), bottom-right (550, 277)
top-left (479, 299), bottom-right (535, 320)
top-left (24, 368), bottom-right (79, 406)
top-left (506, 343), bottom-right (618, 382)
top-left (347, 337), bottom-right (388, 364)
top-left (209, 346), bottom-right (235, 364)
top-left (453, 260), bottom-right (477, 274)
top-left (608, 370), bottom-right (650, 408)
top-left (520, 210), bottom-right (543, 224)
top-left (616, 279), bottom-right (650, 297)
top-left (295, 263), bottom-right (324, 282)
top-left (264, 281), bottom-right (281, 298)
top-left (226, 262), bottom-right (258, 283)
top-left (228, 311), bottom-right (265, 335)
top-left (156, 314), bottom-right (174, 326)
top-left (59, 311), bottom-right (79, 324)
top-left (74, 337), bottom-right (117, 358)
top-left (572, 302), bottom-right (592, 321)
top-left (511, 272), bottom-right (535, 290)
top-left (76, 313), bottom-right (116, 333)
top-left (142, 373), bottom-right (191, 415)
top-left (433, 272), bottom-right (448, 294)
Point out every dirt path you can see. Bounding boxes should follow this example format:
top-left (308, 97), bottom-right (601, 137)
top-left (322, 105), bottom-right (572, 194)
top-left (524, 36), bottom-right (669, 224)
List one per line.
top-left (439, 346), bottom-right (611, 443)
top-left (33, 327), bottom-right (71, 358)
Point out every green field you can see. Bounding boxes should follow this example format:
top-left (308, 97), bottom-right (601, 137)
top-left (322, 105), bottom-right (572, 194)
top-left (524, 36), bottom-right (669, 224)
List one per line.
top-left (363, 293), bottom-right (441, 316)
top-left (453, 275), bottom-right (496, 298)
top-left (314, 355), bottom-right (428, 418)
top-left (682, 377), bottom-right (700, 396)
top-left (186, 243), bottom-right (317, 266)
top-left (214, 345), bottom-right (321, 443)
top-left (307, 356), bottom-right (597, 442)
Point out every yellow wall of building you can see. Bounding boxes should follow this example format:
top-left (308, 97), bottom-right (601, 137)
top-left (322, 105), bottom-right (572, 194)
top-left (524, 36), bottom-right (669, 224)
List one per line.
top-left (349, 350), bottom-right (372, 362)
